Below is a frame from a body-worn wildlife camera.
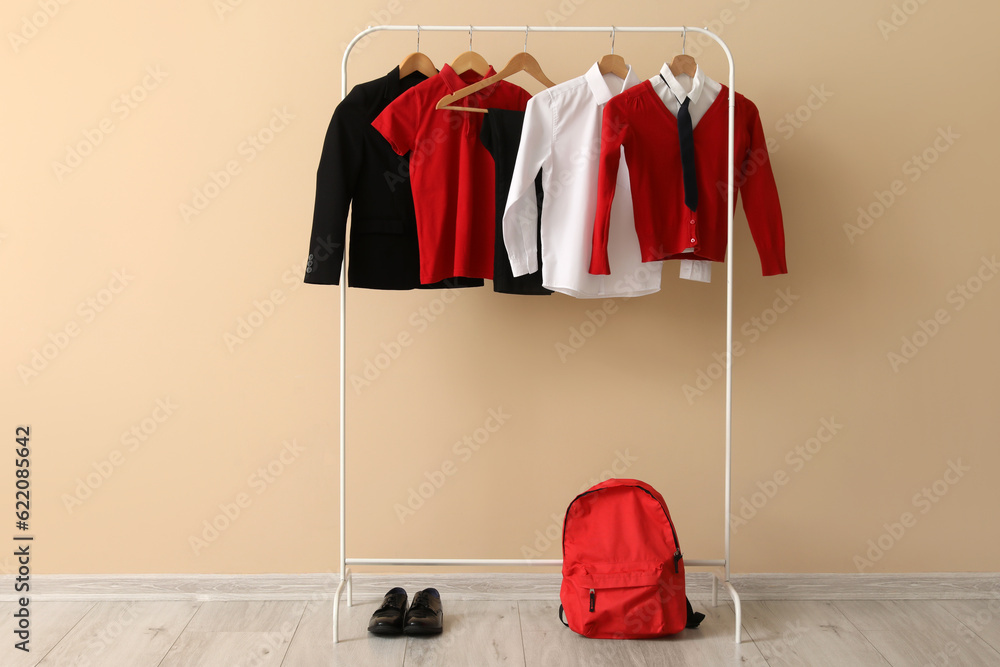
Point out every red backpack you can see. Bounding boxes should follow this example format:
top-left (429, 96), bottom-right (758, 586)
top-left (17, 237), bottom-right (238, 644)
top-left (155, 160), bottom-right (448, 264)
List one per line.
top-left (559, 478), bottom-right (704, 639)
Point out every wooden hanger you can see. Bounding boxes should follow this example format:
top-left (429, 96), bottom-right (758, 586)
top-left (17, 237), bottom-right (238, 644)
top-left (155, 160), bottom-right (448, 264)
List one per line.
top-left (399, 26), bottom-right (438, 79)
top-left (668, 28), bottom-right (698, 78)
top-left (437, 29), bottom-right (556, 113)
top-left (450, 26), bottom-right (490, 77)
top-left (598, 27), bottom-right (629, 79)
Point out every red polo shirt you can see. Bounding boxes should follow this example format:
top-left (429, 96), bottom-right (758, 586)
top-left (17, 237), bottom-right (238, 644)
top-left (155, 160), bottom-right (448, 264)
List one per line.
top-left (590, 82), bottom-right (787, 277)
top-left (373, 65), bottom-right (531, 284)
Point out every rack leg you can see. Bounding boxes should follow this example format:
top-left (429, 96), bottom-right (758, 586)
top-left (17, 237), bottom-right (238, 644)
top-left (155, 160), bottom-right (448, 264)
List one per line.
top-left (332, 568), bottom-right (353, 644)
top-left (724, 580), bottom-right (742, 644)
top-left (712, 572), bottom-right (719, 607)
top-left (347, 568), bottom-right (353, 606)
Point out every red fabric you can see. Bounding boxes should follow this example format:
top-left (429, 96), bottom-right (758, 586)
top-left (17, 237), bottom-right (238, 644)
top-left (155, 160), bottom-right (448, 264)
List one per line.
top-left (560, 479), bottom-right (687, 639)
top-left (591, 82), bottom-right (787, 277)
top-left (372, 65), bottom-right (531, 284)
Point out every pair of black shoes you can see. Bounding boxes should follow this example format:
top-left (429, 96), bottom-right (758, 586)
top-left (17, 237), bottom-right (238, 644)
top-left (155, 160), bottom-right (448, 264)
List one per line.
top-left (367, 587), bottom-right (443, 636)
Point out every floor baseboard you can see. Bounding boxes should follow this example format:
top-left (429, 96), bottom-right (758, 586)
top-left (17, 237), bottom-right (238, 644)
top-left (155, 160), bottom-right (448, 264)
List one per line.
top-left (2, 572), bottom-right (996, 602)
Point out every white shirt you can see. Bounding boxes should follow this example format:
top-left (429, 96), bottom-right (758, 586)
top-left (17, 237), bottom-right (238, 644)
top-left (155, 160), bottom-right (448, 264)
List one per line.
top-left (650, 63), bottom-right (723, 280)
top-left (503, 63), bottom-right (662, 299)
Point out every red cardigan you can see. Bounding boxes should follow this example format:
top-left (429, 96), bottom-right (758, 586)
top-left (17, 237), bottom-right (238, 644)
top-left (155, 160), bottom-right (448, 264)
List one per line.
top-left (590, 82), bottom-right (787, 276)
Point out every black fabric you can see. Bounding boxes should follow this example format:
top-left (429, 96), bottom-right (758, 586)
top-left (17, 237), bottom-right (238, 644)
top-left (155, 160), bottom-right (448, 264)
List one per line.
top-left (305, 66), bottom-right (483, 290)
top-left (480, 109), bottom-right (551, 296)
top-left (676, 97), bottom-right (699, 212)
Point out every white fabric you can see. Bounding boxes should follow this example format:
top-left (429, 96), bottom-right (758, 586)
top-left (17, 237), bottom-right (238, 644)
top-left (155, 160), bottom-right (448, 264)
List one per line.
top-left (502, 63), bottom-right (662, 299)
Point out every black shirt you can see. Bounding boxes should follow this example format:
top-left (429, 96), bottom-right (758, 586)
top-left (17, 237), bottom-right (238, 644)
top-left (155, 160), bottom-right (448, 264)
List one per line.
top-left (480, 109), bottom-right (551, 296)
top-left (305, 67), bottom-right (482, 290)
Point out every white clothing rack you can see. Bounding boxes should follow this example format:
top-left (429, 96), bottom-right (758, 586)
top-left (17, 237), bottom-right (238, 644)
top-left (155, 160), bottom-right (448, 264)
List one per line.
top-left (331, 24), bottom-right (743, 644)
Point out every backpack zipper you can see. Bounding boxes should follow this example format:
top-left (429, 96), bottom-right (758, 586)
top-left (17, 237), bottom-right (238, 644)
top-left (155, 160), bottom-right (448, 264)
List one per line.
top-left (589, 588), bottom-right (596, 612)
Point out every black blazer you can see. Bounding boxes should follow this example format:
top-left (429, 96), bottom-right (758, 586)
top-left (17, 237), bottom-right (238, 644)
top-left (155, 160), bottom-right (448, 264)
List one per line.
top-left (304, 67), bottom-right (482, 290)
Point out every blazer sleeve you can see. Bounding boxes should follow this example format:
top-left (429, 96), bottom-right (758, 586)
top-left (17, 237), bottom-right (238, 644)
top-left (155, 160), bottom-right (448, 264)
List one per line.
top-left (589, 98), bottom-right (630, 275)
top-left (304, 91), bottom-right (364, 285)
top-left (502, 94), bottom-right (552, 277)
top-left (738, 99), bottom-right (787, 276)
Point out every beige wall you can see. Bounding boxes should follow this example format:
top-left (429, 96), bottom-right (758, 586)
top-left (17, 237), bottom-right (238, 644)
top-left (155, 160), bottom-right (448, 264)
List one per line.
top-left (3, 0), bottom-right (998, 577)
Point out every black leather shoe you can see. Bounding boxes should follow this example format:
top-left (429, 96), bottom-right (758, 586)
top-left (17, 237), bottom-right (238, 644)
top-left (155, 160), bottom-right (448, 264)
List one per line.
top-left (367, 587), bottom-right (408, 636)
top-left (403, 588), bottom-right (443, 635)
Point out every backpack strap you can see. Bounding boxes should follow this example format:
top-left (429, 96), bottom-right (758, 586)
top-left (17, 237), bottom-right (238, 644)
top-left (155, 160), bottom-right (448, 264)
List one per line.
top-left (558, 604), bottom-right (569, 627)
top-left (686, 597), bottom-right (706, 629)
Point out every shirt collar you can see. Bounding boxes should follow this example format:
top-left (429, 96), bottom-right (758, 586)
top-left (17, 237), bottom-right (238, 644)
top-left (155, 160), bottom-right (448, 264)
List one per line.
top-left (584, 61), bottom-right (640, 105)
top-left (383, 66), bottom-right (403, 101)
top-left (438, 63), bottom-right (498, 95)
top-left (655, 62), bottom-right (706, 105)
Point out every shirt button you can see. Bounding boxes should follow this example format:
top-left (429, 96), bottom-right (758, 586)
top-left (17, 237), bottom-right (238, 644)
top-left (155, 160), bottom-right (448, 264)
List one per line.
top-left (690, 238), bottom-right (697, 243)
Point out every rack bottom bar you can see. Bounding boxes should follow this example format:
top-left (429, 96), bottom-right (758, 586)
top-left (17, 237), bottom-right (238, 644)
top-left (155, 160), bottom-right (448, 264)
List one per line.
top-left (345, 558), bottom-right (727, 568)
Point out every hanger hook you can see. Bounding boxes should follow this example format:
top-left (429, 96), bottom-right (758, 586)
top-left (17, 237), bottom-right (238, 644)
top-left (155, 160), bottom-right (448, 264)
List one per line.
top-left (524, 25), bottom-right (529, 53)
top-left (469, 25), bottom-right (473, 52)
top-left (416, 24), bottom-right (420, 53)
top-left (610, 26), bottom-right (616, 55)
top-left (682, 27), bottom-right (687, 55)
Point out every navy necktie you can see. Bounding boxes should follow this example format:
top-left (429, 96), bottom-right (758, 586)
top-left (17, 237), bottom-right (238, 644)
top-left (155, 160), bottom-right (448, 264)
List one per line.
top-left (676, 97), bottom-right (698, 211)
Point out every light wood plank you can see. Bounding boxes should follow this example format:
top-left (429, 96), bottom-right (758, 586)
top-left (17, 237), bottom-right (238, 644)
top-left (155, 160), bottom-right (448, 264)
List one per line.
top-left (730, 573), bottom-right (1000, 600)
top-left (630, 601), bottom-right (769, 667)
top-left (740, 600), bottom-right (890, 666)
top-left (517, 600), bottom-right (648, 667)
top-left (938, 599), bottom-right (1000, 655)
top-left (0, 601), bottom-right (94, 667)
top-left (835, 600), bottom-right (1000, 666)
top-left (403, 600), bottom-right (524, 667)
top-left (285, 599), bottom-right (407, 666)
top-left (35, 600), bottom-right (198, 667)
top-left (158, 601), bottom-right (305, 667)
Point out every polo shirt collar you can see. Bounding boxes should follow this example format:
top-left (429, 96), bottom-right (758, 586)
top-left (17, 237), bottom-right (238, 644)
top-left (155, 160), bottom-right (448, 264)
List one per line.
top-left (438, 63), bottom-right (498, 95)
top-left (383, 66), bottom-right (403, 101)
top-left (656, 62), bottom-right (706, 105)
top-left (584, 62), bottom-right (640, 106)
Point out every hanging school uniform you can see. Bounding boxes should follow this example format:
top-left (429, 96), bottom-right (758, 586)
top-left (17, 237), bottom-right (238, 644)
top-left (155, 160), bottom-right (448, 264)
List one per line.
top-left (304, 66), bottom-right (482, 290)
top-left (502, 63), bottom-right (662, 299)
top-left (590, 65), bottom-right (787, 277)
top-left (480, 109), bottom-right (551, 296)
top-left (372, 64), bottom-right (531, 285)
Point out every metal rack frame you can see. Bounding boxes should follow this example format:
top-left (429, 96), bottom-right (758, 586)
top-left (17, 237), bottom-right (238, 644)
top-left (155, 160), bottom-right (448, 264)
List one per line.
top-left (331, 24), bottom-right (742, 644)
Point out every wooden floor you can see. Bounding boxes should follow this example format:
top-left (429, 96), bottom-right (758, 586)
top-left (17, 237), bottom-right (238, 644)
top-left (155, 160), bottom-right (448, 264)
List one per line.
top-left (2, 598), bottom-right (999, 666)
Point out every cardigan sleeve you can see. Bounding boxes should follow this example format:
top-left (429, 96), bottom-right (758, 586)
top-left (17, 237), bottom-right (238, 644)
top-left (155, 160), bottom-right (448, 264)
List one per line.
top-left (589, 98), bottom-right (630, 275)
top-left (738, 99), bottom-right (787, 276)
top-left (304, 89), bottom-right (364, 285)
top-left (502, 94), bottom-right (552, 277)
